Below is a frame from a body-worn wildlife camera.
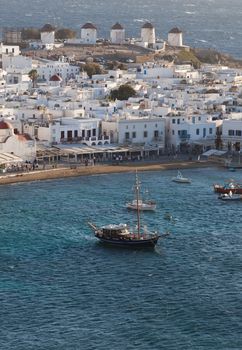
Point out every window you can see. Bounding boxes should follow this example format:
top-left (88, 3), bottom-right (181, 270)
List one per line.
top-left (92, 129), bottom-right (96, 137)
top-left (144, 131), bottom-right (148, 138)
top-left (177, 119), bottom-right (180, 124)
top-left (178, 130), bottom-right (181, 136)
top-left (203, 128), bottom-right (206, 138)
top-left (198, 116), bottom-right (201, 121)
top-left (154, 130), bottom-right (159, 138)
top-left (172, 119), bottom-right (176, 124)
top-left (61, 131), bottom-right (65, 139)
top-left (196, 129), bottom-right (200, 135)
top-left (236, 130), bottom-right (242, 136)
top-left (125, 132), bottom-right (130, 140)
top-left (228, 130), bottom-right (234, 136)
top-left (209, 128), bottom-right (213, 135)
top-left (172, 130), bottom-right (175, 135)
top-left (74, 130), bottom-right (78, 137)
top-left (132, 132), bottom-right (136, 139)
top-left (192, 117), bottom-right (195, 124)
top-left (82, 130), bottom-right (85, 137)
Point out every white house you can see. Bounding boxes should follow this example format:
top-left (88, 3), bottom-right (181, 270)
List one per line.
top-left (81, 23), bottom-right (97, 44)
top-left (222, 117), bottom-right (242, 151)
top-left (141, 22), bottom-right (156, 48)
top-left (168, 27), bottom-right (183, 47)
top-left (36, 57), bottom-right (80, 81)
top-left (2, 54), bottom-right (32, 71)
top-left (102, 115), bottom-right (165, 148)
top-left (0, 43), bottom-right (20, 56)
top-left (165, 113), bottom-right (217, 151)
top-left (40, 24), bottom-right (55, 46)
top-left (37, 117), bottom-right (109, 146)
top-left (110, 23), bottom-right (125, 44)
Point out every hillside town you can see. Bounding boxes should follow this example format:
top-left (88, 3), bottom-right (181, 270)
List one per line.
top-left (0, 22), bottom-right (242, 172)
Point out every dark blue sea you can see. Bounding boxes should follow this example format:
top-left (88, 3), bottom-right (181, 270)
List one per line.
top-left (1, 0), bottom-right (242, 58)
top-left (0, 167), bottom-right (242, 349)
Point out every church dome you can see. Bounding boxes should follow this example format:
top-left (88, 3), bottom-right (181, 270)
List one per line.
top-left (49, 74), bottom-right (62, 81)
top-left (0, 120), bottom-right (13, 129)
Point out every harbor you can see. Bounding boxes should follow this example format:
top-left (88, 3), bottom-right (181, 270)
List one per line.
top-left (1, 167), bottom-right (242, 349)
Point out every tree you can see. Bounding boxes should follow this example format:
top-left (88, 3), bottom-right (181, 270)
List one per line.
top-left (83, 63), bottom-right (102, 78)
top-left (22, 28), bottom-right (40, 40)
top-left (55, 28), bottom-right (76, 40)
top-left (109, 84), bottom-right (136, 101)
top-left (28, 69), bottom-right (38, 88)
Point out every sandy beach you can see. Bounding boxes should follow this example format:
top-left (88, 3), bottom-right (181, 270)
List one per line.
top-left (0, 160), bottom-right (218, 186)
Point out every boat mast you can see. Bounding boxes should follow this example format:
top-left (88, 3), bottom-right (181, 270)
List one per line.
top-left (135, 171), bottom-right (141, 238)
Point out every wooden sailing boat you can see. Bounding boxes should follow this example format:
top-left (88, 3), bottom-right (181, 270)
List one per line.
top-left (88, 172), bottom-right (168, 247)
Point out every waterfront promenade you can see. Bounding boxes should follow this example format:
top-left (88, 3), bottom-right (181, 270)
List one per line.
top-left (0, 159), bottom-right (218, 185)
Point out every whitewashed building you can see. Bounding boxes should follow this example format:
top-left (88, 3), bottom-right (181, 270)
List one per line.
top-left (81, 23), bottom-right (97, 44)
top-left (0, 43), bottom-right (20, 56)
top-left (221, 117), bottom-right (242, 150)
top-left (102, 115), bottom-right (165, 148)
top-left (110, 23), bottom-right (125, 44)
top-left (36, 57), bottom-right (80, 81)
top-left (165, 113), bottom-right (217, 150)
top-left (37, 117), bottom-right (109, 146)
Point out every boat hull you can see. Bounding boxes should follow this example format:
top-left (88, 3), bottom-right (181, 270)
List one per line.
top-left (172, 178), bottom-right (191, 183)
top-left (218, 195), bottom-right (242, 201)
top-left (95, 235), bottom-right (159, 247)
top-left (126, 204), bottom-right (156, 211)
top-left (214, 186), bottom-right (242, 194)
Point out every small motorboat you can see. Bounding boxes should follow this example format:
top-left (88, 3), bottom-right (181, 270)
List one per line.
top-left (164, 212), bottom-right (173, 221)
top-left (172, 171), bottom-right (191, 184)
top-left (218, 191), bottom-right (242, 201)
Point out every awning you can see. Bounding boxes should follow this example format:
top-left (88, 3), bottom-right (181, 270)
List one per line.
top-left (202, 149), bottom-right (227, 157)
top-left (0, 153), bottom-right (23, 165)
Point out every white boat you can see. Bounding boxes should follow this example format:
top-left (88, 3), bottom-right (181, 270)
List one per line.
top-left (172, 171), bottom-right (191, 184)
top-left (126, 199), bottom-right (156, 211)
top-left (218, 191), bottom-right (242, 201)
top-left (126, 173), bottom-right (156, 211)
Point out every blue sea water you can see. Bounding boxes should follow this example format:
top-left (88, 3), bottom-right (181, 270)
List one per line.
top-left (0, 167), bottom-right (242, 349)
top-left (1, 0), bottom-right (242, 58)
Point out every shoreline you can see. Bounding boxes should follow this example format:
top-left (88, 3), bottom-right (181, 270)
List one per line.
top-left (0, 160), bottom-right (219, 185)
